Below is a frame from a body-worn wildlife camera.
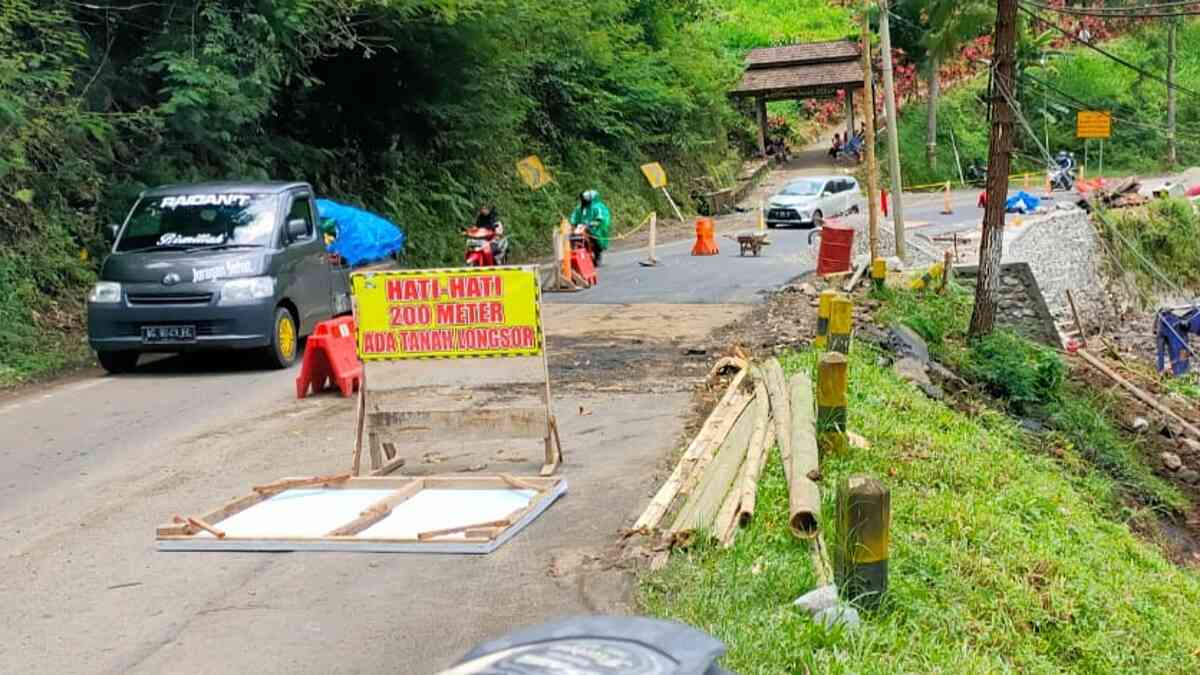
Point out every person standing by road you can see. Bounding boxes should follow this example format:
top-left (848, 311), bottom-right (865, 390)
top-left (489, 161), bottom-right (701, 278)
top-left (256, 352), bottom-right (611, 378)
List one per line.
top-left (569, 190), bottom-right (611, 266)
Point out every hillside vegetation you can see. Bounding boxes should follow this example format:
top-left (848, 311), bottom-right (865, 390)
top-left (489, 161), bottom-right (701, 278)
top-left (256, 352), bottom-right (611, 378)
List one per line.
top-left (0, 0), bottom-right (852, 385)
top-left (644, 288), bottom-right (1200, 673)
top-left (891, 20), bottom-right (1200, 187)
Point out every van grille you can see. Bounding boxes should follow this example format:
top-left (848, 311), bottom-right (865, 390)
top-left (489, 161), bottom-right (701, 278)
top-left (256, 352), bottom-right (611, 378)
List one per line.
top-left (127, 292), bottom-right (213, 306)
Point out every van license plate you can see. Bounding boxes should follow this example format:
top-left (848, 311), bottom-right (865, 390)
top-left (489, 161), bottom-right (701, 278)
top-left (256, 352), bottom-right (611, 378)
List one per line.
top-left (142, 325), bottom-right (196, 343)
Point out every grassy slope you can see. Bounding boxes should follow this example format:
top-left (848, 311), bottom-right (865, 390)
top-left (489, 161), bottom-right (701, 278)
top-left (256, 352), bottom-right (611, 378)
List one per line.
top-left (890, 21), bottom-right (1200, 186)
top-left (642, 344), bottom-right (1200, 673)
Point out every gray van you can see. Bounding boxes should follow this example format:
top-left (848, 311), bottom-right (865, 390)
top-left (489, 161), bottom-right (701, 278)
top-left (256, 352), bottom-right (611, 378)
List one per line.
top-left (87, 181), bottom-right (351, 373)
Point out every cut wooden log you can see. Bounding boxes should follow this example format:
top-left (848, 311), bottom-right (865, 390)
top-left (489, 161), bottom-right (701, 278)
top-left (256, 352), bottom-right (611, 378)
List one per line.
top-left (735, 380), bottom-right (773, 528)
top-left (1078, 349), bottom-right (1200, 440)
top-left (788, 372), bottom-right (821, 539)
top-left (669, 403), bottom-right (756, 545)
top-left (762, 358), bottom-right (793, 483)
top-left (632, 368), bottom-right (751, 532)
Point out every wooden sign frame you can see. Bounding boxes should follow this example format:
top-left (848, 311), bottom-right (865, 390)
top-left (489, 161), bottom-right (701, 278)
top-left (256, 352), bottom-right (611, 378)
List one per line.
top-left (349, 265), bottom-right (564, 477)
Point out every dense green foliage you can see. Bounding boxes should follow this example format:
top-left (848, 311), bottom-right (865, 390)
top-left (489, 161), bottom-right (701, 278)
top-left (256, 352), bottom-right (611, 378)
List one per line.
top-left (1104, 197), bottom-right (1200, 302)
top-left (891, 20), bottom-right (1200, 186)
top-left (878, 285), bottom-right (1184, 513)
top-left (0, 0), bottom-right (856, 385)
top-left (642, 345), bottom-right (1200, 673)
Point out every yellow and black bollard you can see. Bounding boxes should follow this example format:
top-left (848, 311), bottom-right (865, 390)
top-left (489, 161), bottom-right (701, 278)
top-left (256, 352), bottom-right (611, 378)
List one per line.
top-left (815, 289), bottom-right (836, 348)
top-left (817, 352), bottom-right (849, 456)
top-left (870, 257), bottom-right (886, 292)
top-left (835, 474), bottom-right (890, 610)
top-left (828, 295), bottom-right (853, 354)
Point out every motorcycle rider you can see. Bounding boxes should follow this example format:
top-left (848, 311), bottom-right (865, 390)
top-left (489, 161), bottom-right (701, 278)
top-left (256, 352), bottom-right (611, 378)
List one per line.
top-left (569, 190), bottom-right (611, 266)
top-left (1056, 150), bottom-right (1075, 172)
top-left (468, 205), bottom-right (508, 263)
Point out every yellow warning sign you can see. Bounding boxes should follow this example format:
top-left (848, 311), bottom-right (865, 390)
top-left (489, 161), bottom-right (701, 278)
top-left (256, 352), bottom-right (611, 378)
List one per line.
top-left (516, 155), bottom-right (552, 190)
top-left (352, 266), bottom-right (543, 361)
top-left (640, 162), bottom-right (668, 189)
top-left (1076, 111), bottom-right (1111, 139)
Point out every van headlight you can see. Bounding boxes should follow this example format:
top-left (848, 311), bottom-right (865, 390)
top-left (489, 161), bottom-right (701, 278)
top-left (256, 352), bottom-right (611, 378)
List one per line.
top-left (87, 281), bottom-right (122, 304)
top-left (219, 276), bottom-right (275, 305)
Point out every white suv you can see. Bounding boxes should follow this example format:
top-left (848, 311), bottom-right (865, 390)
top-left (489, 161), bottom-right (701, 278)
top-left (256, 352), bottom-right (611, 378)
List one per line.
top-left (766, 176), bottom-right (861, 229)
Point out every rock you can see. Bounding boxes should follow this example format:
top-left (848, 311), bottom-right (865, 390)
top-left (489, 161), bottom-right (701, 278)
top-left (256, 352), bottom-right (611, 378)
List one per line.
top-left (814, 605), bottom-right (861, 631)
top-left (793, 585), bottom-right (839, 615)
top-left (887, 324), bottom-right (929, 363)
top-left (1178, 469), bottom-right (1200, 485)
top-left (1002, 275), bottom-right (1021, 287)
top-left (682, 345), bottom-right (707, 356)
top-left (1181, 438), bottom-right (1200, 455)
top-left (856, 325), bottom-right (889, 347)
top-left (1167, 393), bottom-right (1192, 409)
top-left (918, 383), bottom-right (945, 400)
top-left (1131, 417), bottom-right (1150, 433)
top-left (1162, 452), bottom-right (1183, 472)
top-left (927, 361), bottom-right (967, 391)
top-left (1020, 418), bottom-right (1046, 433)
top-left (893, 357), bottom-right (932, 387)
top-left (798, 282), bottom-right (816, 296)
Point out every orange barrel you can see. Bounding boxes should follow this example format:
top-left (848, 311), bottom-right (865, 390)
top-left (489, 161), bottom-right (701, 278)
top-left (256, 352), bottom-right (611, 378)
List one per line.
top-left (816, 222), bottom-right (855, 276)
top-left (692, 217), bottom-right (719, 255)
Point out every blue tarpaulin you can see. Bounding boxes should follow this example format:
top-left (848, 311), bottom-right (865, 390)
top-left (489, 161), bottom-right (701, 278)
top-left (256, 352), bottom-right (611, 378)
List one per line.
top-left (316, 199), bottom-right (405, 266)
top-left (1005, 191), bottom-right (1041, 214)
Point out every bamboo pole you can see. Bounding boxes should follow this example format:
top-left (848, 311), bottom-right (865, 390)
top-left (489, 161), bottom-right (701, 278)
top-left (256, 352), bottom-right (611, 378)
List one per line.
top-left (1077, 349), bottom-right (1200, 439)
top-left (829, 295), bottom-right (853, 354)
top-left (818, 352), bottom-right (850, 456)
top-left (762, 358), bottom-right (793, 482)
top-left (669, 404), bottom-right (756, 545)
top-left (787, 373), bottom-right (821, 539)
top-left (633, 368), bottom-right (752, 532)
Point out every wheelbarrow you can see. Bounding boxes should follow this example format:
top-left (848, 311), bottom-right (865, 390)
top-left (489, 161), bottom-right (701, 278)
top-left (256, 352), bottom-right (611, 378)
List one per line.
top-left (727, 231), bottom-right (770, 257)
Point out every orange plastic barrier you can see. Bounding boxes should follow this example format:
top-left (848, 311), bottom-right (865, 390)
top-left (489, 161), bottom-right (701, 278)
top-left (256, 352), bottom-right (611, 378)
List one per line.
top-left (691, 217), bottom-right (719, 256)
top-left (816, 222), bottom-right (855, 276)
top-left (296, 316), bottom-right (363, 399)
top-left (571, 246), bottom-right (598, 286)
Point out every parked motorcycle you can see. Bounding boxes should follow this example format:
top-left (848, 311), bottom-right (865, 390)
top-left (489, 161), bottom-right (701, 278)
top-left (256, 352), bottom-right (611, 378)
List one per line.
top-left (463, 227), bottom-right (508, 267)
top-left (965, 160), bottom-right (988, 187)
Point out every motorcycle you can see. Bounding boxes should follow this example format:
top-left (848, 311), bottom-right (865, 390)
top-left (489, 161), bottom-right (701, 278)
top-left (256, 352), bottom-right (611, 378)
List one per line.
top-left (463, 227), bottom-right (507, 267)
top-left (965, 160), bottom-right (988, 187)
top-left (1048, 163), bottom-right (1076, 192)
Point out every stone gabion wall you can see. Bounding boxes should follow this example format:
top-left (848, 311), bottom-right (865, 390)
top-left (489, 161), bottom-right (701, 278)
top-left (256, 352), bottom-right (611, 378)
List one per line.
top-left (1005, 206), bottom-right (1109, 320)
top-left (955, 262), bottom-right (1062, 347)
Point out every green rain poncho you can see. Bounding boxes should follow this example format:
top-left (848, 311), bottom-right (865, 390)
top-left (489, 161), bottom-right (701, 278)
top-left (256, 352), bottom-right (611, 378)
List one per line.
top-left (569, 190), bottom-right (612, 250)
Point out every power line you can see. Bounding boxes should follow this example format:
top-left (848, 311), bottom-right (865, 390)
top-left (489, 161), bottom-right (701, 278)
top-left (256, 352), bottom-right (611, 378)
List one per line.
top-left (1021, 70), bottom-right (1200, 137)
top-left (1020, 1), bottom-right (1200, 18)
top-left (1018, 2), bottom-right (1200, 98)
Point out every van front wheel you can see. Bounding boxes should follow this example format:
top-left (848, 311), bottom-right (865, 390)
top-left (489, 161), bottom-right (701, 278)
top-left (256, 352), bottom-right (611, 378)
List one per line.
top-left (265, 307), bottom-right (299, 369)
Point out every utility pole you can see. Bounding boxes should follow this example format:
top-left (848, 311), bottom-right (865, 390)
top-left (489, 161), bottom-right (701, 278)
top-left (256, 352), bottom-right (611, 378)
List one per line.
top-left (860, 4), bottom-right (880, 262)
top-left (969, 0), bottom-right (1018, 338)
top-left (926, 55), bottom-right (939, 170)
top-left (1168, 16), bottom-right (1178, 167)
top-left (878, 0), bottom-right (906, 260)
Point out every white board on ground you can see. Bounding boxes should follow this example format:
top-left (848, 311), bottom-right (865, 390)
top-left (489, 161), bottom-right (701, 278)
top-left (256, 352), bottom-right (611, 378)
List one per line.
top-left (199, 489), bottom-right (394, 539)
top-left (359, 488), bottom-right (535, 539)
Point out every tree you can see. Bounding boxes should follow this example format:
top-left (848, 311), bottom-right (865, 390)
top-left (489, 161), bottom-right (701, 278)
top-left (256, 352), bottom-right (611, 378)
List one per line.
top-left (969, 0), bottom-right (1018, 338)
top-left (921, 0), bottom-right (995, 168)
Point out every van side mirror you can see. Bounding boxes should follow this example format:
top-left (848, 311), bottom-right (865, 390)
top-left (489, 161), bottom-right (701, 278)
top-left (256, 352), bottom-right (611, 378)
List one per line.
top-left (286, 218), bottom-right (309, 242)
top-left (106, 224), bottom-right (121, 240)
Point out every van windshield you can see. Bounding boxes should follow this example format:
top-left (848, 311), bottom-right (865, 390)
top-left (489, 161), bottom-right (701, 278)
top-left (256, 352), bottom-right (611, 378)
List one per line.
top-left (115, 193), bottom-right (277, 252)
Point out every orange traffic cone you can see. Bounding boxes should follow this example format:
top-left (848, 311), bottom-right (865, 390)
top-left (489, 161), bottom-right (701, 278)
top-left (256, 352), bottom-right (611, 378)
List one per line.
top-left (692, 217), bottom-right (719, 256)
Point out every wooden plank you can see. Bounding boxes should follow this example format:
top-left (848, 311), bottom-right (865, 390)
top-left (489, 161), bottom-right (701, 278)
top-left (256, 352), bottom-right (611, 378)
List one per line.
top-left (1066, 289), bottom-right (1087, 348)
top-left (252, 473), bottom-right (352, 495)
top-left (368, 432), bottom-right (383, 472)
top-left (632, 367), bottom-right (751, 532)
top-left (788, 372), bottom-right (821, 539)
top-left (351, 382), bottom-right (366, 476)
top-left (325, 481), bottom-right (426, 536)
top-left (1077, 349), bottom-right (1200, 439)
top-left (173, 514), bottom-right (225, 538)
top-left (421, 475), bottom-right (560, 491)
top-left (370, 455), bottom-right (407, 476)
top-left (367, 407), bottom-right (547, 443)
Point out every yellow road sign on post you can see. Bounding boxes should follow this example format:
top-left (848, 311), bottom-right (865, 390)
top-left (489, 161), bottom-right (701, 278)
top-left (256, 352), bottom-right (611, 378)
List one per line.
top-left (352, 266), bottom-right (543, 360)
top-left (1076, 111), bottom-right (1112, 139)
top-left (516, 155), bottom-right (552, 190)
top-left (640, 162), bottom-right (668, 189)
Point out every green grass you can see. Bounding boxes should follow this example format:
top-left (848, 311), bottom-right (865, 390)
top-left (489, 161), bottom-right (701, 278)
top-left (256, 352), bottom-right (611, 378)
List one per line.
top-left (700, 0), bottom-right (855, 51)
top-left (641, 345), bottom-right (1200, 673)
top-left (1164, 373), bottom-right (1200, 401)
top-left (1102, 198), bottom-right (1200, 302)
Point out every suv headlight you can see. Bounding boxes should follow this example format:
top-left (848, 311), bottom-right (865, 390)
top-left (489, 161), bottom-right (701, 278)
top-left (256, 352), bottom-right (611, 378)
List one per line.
top-left (219, 276), bottom-right (275, 305)
top-left (87, 281), bottom-right (122, 304)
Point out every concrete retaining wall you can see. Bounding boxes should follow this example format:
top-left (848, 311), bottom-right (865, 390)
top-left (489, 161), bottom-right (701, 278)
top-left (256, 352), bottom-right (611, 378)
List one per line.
top-left (1004, 205), bottom-right (1109, 320)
